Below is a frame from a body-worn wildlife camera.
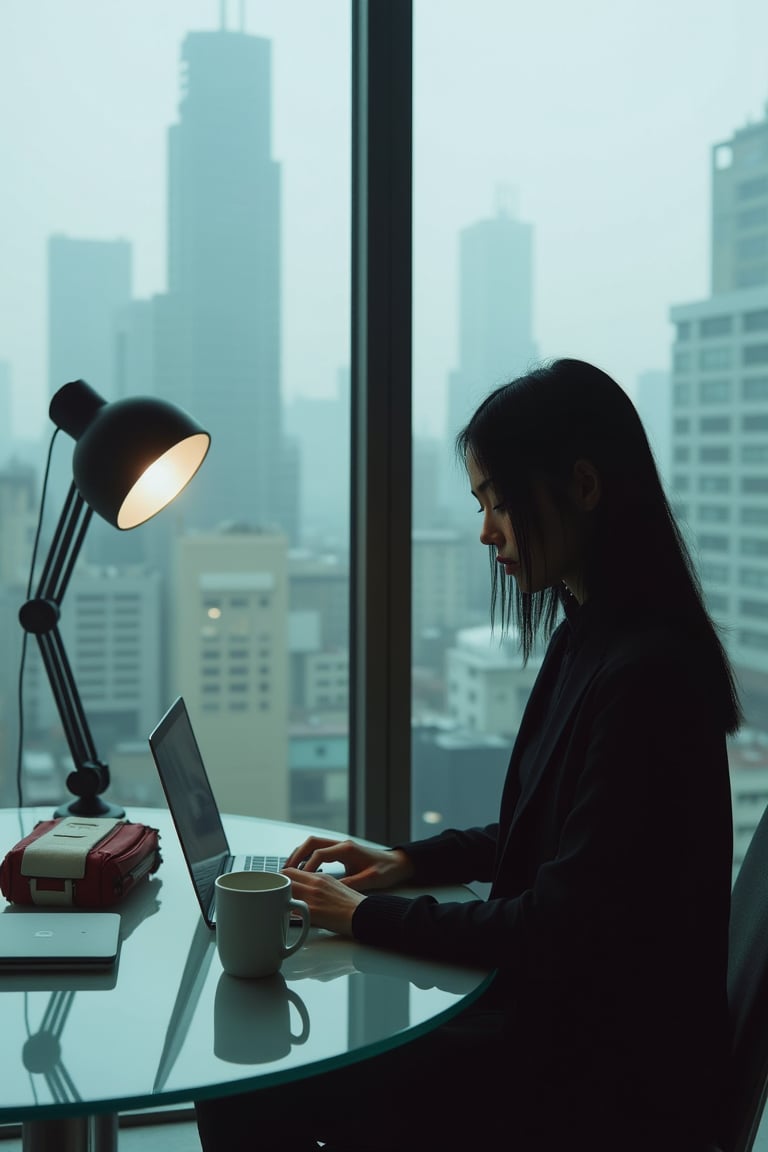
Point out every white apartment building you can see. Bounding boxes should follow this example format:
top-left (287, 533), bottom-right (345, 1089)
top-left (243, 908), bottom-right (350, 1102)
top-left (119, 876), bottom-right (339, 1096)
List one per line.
top-left (172, 529), bottom-right (289, 820)
top-left (446, 626), bottom-right (543, 739)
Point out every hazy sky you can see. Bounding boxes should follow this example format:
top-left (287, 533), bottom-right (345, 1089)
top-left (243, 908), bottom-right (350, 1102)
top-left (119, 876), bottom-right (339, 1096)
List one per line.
top-left (1, 0), bottom-right (768, 443)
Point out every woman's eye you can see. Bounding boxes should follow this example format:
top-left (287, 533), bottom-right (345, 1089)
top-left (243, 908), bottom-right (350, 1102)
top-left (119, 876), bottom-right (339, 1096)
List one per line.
top-left (492, 503), bottom-right (507, 513)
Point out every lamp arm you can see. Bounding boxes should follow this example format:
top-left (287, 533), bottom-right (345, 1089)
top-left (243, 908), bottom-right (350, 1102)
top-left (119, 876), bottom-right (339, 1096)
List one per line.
top-left (19, 482), bottom-right (124, 818)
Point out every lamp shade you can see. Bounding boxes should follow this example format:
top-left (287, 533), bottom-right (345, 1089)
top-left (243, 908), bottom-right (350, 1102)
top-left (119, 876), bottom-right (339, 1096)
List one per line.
top-left (50, 380), bottom-right (210, 529)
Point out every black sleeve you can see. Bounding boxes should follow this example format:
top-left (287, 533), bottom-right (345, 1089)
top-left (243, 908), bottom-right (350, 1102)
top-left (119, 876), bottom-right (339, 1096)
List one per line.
top-left (394, 823), bottom-right (500, 885)
top-left (353, 654), bottom-right (731, 976)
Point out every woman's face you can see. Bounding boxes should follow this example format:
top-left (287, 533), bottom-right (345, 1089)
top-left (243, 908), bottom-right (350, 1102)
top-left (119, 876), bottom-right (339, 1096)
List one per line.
top-left (466, 452), bottom-right (590, 602)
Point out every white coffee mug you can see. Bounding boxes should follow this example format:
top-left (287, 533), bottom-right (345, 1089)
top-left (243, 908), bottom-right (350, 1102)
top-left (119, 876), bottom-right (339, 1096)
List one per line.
top-left (214, 871), bottom-right (310, 979)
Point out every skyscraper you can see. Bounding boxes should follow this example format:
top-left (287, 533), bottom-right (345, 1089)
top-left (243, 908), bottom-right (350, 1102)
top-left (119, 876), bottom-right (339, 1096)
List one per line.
top-left (171, 528), bottom-right (289, 820)
top-left (441, 198), bottom-right (539, 536)
top-left (159, 28), bottom-right (285, 534)
top-left (447, 199), bottom-right (538, 442)
top-left (48, 235), bottom-right (132, 402)
top-left (711, 102), bottom-right (768, 294)
top-left (669, 98), bottom-right (768, 727)
top-left (46, 236), bottom-right (135, 566)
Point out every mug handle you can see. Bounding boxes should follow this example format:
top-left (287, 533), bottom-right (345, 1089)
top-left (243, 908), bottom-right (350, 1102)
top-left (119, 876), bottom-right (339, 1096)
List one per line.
top-left (287, 988), bottom-right (311, 1044)
top-left (284, 898), bottom-right (310, 956)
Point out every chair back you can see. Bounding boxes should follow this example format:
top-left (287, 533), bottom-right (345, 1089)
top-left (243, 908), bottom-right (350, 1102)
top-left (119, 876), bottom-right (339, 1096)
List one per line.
top-left (717, 802), bottom-right (768, 1152)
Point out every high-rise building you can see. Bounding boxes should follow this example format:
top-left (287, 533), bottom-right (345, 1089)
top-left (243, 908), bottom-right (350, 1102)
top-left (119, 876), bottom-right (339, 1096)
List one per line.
top-left (60, 566), bottom-right (164, 752)
top-left (46, 236), bottom-right (134, 566)
top-left (712, 101), bottom-right (768, 294)
top-left (445, 626), bottom-right (543, 739)
top-left (634, 369), bottom-right (672, 487)
top-left (159, 28), bottom-right (286, 535)
top-left (284, 368), bottom-right (350, 550)
top-left (447, 199), bottom-right (539, 445)
top-left (287, 555), bottom-right (349, 723)
top-left (47, 235), bottom-right (132, 402)
top-left (0, 461), bottom-right (36, 587)
top-left (171, 527), bottom-right (289, 820)
top-left (412, 529), bottom-right (469, 672)
top-left (669, 98), bottom-right (768, 728)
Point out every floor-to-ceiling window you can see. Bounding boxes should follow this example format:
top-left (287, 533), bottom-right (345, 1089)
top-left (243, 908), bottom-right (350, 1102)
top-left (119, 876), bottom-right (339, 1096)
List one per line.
top-left (411, 0), bottom-right (768, 875)
top-left (0, 1), bottom-right (351, 835)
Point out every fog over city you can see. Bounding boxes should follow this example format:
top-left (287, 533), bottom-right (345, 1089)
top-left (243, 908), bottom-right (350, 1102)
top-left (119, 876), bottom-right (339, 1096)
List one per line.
top-left (1, 0), bottom-right (767, 445)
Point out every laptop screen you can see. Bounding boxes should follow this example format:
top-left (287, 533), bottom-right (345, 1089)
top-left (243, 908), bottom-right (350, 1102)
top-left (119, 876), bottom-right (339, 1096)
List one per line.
top-left (149, 696), bottom-right (230, 918)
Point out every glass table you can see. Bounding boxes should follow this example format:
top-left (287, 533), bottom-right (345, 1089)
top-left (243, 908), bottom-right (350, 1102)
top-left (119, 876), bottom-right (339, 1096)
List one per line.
top-left (0, 807), bottom-right (492, 1151)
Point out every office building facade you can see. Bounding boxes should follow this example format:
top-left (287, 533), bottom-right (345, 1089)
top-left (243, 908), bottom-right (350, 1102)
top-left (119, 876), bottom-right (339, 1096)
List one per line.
top-left (47, 235), bottom-right (132, 403)
top-left (670, 101), bottom-right (768, 728)
top-left (446, 203), bottom-right (538, 446)
top-left (159, 29), bottom-right (287, 534)
top-left (172, 528), bottom-right (289, 820)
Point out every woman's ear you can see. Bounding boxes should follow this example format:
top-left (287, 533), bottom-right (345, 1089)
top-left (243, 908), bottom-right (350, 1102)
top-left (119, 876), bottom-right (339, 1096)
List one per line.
top-left (571, 458), bottom-right (601, 512)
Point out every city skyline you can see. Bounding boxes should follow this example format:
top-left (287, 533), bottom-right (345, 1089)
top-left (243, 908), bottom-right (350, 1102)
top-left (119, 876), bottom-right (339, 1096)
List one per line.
top-left (1, 1), bottom-right (768, 445)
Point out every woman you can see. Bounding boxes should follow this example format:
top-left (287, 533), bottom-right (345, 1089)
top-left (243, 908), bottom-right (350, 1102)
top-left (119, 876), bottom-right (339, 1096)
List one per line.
top-left (196, 358), bottom-right (740, 1151)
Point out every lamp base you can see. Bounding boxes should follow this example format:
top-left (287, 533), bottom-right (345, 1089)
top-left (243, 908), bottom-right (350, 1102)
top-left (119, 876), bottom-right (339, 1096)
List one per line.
top-left (54, 797), bottom-right (126, 819)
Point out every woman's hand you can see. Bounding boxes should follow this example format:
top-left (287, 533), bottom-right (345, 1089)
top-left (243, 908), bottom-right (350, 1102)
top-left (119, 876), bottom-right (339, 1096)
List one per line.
top-left (282, 868), bottom-right (365, 936)
top-left (284, 837), bottom-right (414, 892)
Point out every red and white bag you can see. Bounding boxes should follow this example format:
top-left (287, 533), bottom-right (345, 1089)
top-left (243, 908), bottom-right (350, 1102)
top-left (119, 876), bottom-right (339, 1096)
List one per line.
top-left (0, 816), bottom-right (162, 908)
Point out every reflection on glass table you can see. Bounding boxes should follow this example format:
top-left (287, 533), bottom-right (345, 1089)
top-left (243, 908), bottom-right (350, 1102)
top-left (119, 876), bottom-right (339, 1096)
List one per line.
top-left (0, 807), bottom-right (492, 1152)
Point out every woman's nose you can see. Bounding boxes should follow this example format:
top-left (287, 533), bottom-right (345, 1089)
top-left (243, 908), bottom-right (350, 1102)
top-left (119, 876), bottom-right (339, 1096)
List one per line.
top-left (479, 513), bottom-right (499, 546)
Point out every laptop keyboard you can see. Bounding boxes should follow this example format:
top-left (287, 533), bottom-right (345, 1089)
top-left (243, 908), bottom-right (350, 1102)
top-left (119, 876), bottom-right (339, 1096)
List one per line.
top-left (243, 855), bottom-right (285, 873)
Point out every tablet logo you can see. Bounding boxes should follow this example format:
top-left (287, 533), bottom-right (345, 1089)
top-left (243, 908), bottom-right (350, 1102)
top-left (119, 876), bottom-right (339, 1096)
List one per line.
top-left (34, 930), bottom-right (54, 938)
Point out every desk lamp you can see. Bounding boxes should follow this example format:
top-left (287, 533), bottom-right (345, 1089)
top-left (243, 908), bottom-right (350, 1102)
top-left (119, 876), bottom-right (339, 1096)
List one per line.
top-left (19, 379), bottom-right (210, 818)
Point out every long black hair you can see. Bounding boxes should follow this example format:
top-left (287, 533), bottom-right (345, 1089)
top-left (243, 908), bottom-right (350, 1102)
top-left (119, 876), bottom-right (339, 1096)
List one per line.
top-left (456, 357), bottom-right (742, 733)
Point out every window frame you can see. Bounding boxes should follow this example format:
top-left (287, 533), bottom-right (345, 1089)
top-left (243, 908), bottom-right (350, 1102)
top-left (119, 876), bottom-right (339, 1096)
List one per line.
top-left (349, 0), bottom-right (413, 846)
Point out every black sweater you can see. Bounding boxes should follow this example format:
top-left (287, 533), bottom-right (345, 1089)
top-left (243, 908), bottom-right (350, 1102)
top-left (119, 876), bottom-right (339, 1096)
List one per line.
top-left (351, 601), bottom-right (732, 1136)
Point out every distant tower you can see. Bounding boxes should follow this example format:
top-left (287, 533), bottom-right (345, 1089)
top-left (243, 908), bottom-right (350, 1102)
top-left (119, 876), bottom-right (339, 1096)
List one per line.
top-left (47, 236), bottom-right (135, 565)
top-left (447, 190), bottom-right (538, 440)
top-left (159, 27), bottom-right (285, 534)
top-left (711, 100), bottom-right (768, 293)
top-left (172, 528), bottom-right (289, 820)
top-left (48, 235), bottom-right (132, 401)
top-left (669, 97), bottom-right (768, 730)
top-left (442, 192), bottom-right (538, 528)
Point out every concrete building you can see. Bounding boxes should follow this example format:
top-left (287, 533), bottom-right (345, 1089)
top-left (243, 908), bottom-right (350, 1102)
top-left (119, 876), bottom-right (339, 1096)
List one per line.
top-left (447, 199), bottom-right (539, 440)
top-left (0, 462), bottom-right (36, 587)
top-left (47, 235), bottom-right (132, 402)
top-left (729, 729), bottom-right (768, 882)
top-left (669, 98), bottom-right (768, 732)
top-left (712, 103), bottom-right (768, 294)
top-left (284, 369), bottom-right (350, 551)
top-left (412, 722), bottom-right (509, 841)
top-left (288, 723), bottom-right (348, 831)
top-left (60, 565), bottom-right (164, 754)
top-left (446, 625), bottom-right (543, 739)
top-left (635, 369), bottom-right (672, 487)
top-left (9, 563), bottom-right (163, 808)
top-left (171, 528), bottom-right (289, 820)
top-left (287, 554), bottom-right (349, 720)
top-left (412, 528), bottom-right (470, 675)
top-left (157, 28), bottom-right (290, 536)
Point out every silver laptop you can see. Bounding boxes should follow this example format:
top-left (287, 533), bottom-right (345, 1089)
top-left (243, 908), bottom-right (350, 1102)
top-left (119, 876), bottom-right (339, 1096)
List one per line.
top-left (148, 696), bottom-right (342, 930)
top-left (0, 911), bottom-right (121, 972)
